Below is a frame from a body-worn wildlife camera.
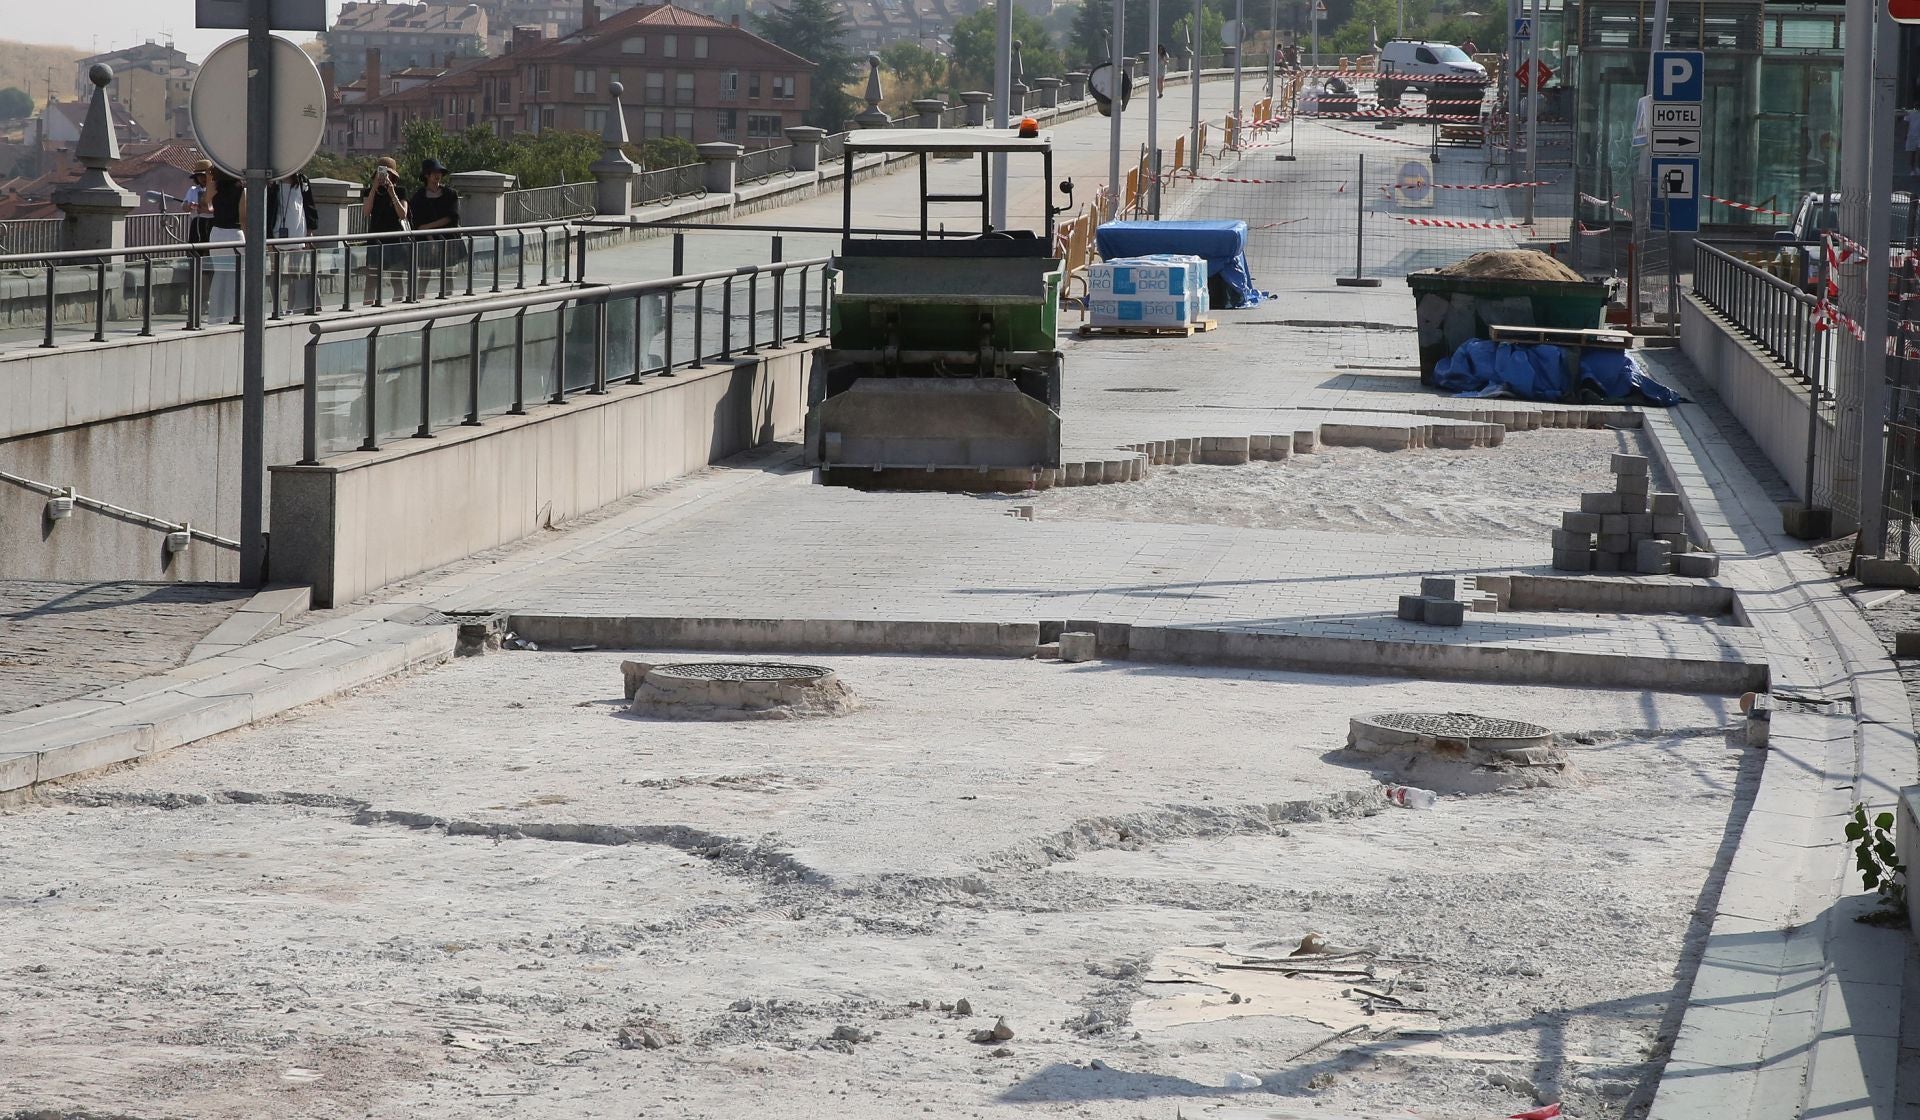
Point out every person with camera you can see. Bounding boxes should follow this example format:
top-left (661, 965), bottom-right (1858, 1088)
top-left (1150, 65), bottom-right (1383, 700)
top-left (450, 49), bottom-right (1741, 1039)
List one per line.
top-left (362, 155), bottom-right (411, 304)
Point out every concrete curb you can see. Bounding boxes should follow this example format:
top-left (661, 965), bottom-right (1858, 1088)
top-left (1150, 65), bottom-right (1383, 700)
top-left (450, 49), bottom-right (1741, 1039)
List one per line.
top-left (0, 610), bottom-right (453, 800)
top-left (186, 584), bottom-right (312, 663)
top-left (502, 612), bottom-right (1769, 694)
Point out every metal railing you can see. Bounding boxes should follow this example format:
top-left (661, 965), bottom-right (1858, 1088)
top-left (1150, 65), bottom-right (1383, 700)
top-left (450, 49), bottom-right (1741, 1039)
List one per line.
top-left (821, 132), bottom-right (848, 164)
top-left (737, 144), bottom-right (794, 187)
top-left (0, 467), bottom-right (238, 551)
top-left (300, 251), bottom-right (834, 463)
top-left (1692, 239), bottom-right (1828, 387)
top-left (0, 219), bottom-right (580, 353)
top-left (126, 212), bottom-right (191, 248)
top-left (0, 218), bottom-right (64, 257)
top-left (503, 181), bottom-right (596, 223)
top-left (634, 162), bottom-right (708, 206)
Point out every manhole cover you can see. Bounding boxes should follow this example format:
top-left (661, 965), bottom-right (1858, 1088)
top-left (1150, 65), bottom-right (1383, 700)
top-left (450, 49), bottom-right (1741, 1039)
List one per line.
top-left (650, 662), bottom-right (831, 682)
top-left (1104, 387), bottom-right (1179, 393)
top-left (1347, 711), bottom-right (1572, 792)
top-left (623, 660), bottom-right (857, 721)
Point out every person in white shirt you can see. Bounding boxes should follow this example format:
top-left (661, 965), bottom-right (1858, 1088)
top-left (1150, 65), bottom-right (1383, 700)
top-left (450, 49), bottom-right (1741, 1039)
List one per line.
top-left (267, 173), bottom-right (318, 311)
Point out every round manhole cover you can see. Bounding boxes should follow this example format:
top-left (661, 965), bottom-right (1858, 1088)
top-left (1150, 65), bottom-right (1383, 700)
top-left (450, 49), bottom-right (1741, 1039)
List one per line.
top-left (1347, 711), bottom-right (1571, 792)
top-left (649, 662), bottom-right (831, 683)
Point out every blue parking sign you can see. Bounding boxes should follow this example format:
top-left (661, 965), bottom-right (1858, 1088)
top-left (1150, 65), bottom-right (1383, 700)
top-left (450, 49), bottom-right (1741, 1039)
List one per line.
top-left (1650, 50), bottom-right (1703, 103)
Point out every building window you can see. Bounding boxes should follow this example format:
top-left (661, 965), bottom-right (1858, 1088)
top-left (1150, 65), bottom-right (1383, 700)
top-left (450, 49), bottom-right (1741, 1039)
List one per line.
top-left (574, 66), bottom-right (597, 94)
top-left (771, 75), bottom-right (796, 101)
top-left (644, 108), bottom-right (663, 138)
top-left (663, 34), bottom-right (677, 58)
top-left (584, 107), bottom-right (607, 131)
top-left (693, 35), bottom-right (708, 58)
top-left (716, 108), bottom-right (737, 139)
top-left (748, 112), bottom-right (781, 139)
top-left (722, 69), bottom-right (739, 99)
top-left (542, 106), bottom-right (556, 129)
top-left (645, 71), bottom-right (665, 103)
top-left (748, 72), bottom-right (761, 99)
top-left (622, 35), bottom-right (646, 53)
top-left (674, 108), bottom-right (693, 138)
top-left (538, 66), bottom-right (551, 93)
top-left (675, 72), bottom-right (694, 104)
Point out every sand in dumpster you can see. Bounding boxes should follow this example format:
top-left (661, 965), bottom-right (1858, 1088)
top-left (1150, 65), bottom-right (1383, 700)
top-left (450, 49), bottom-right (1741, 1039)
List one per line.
top-left (1432, 250), bottom-right (1585, 283)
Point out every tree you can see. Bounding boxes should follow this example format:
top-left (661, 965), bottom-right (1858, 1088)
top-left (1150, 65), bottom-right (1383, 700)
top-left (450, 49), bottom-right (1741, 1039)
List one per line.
top-left (756, 0), bottom-right (858, 130)
top-left (881, 42), bottom-right (946, 92)
top-left (950, 9), bottom-right (1065, 92)
top-left (1170, 9), bottom-right (1226, 57)
top-left (0, 86), bottom-right (32, 120)
top-left (627, 136), bottom-right (698, 170)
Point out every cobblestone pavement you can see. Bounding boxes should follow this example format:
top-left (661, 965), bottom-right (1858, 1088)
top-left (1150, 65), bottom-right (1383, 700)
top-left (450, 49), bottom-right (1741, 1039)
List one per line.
top-left (0, 581), bottom-right (249, 716)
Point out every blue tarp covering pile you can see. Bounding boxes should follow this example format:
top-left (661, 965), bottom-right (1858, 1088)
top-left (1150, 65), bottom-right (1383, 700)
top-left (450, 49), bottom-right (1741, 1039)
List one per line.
top-left (1433, 339), bottom-right (1686, 406)
top-left (1095, 220), bottom-right (1263, 308)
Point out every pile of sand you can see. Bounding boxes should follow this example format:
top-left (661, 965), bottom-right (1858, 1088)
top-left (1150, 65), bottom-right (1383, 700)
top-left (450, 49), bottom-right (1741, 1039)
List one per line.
top-left (1433, 249), bottom-right (1585, 282)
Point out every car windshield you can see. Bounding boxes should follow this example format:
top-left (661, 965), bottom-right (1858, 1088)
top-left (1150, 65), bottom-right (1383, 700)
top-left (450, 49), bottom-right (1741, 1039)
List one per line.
top-left (1807, 201), bottom-right (1916, 239)
top-left (1433, 45), bottom-right (1472, 64)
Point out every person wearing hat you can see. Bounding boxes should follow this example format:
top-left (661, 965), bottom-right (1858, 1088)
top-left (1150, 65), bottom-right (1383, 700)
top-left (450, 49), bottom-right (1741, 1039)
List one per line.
top-left (407, 157), bottom-right (462, 288)
top-left (182, 159), bottom-right (215, 240)
top-left (362, 155), bottom-right (411, 304)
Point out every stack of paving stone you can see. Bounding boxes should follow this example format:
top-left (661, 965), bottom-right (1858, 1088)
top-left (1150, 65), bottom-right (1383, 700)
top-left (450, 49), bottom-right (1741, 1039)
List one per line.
top-left (1551, 453), bottom-right (1720, 577)
top-left (1396, 576), bottom-right (1498, 626)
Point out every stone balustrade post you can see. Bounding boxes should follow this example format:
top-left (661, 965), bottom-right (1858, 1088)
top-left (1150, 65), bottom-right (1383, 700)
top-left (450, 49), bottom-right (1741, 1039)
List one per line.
top-left (449, 170), bottom-right (515, 229)
top-left (854, 54), bottom-right (892, 126)
top-left (697, 142), bottom-right (744, 195)
top-left (1063, 72), bottom-right (1090, 101)
top-left (784, 126), bottom-right (827, 172)
top-left (912, 98), bottom-right (948, 128)
top-left (960, 90), bottom-right (992, 127)
top-left (307, 178), bottom-right (364, 237)
top-left (54, 64), bottom-right (138, 252)
top-left (1031, 77), bottom-right (1061, 110)
top-left (589, 82), bottom-right (640, 215)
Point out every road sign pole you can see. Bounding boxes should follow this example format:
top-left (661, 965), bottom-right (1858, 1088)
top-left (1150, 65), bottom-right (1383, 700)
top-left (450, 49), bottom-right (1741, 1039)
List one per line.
top-left (1504, 0), bottom-right (1518, 178)
top-left (1148, 0), bottom-right (1161, 216)
top-left (1109, 0), bottom-right (1125, 217)
top-left (1189, 0), bottom-right (1202, 174)
top-left (240, 0), bottom-right (271, 586)
top-left (1267, 0), bottom-right (1277, 97)
top-left (1856, 0), bottom-right (1899, 556)
top-left (1523, 0), bottom-right (1539, 225)
top-left (1233, 0), bottom-right (1245, 132)
top-left (992, 0), bottom-right (1010, 230)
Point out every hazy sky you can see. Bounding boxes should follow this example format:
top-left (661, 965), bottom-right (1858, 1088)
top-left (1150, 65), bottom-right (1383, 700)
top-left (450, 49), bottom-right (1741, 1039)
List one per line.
top-left (13, 0), bottom-right (345, 63)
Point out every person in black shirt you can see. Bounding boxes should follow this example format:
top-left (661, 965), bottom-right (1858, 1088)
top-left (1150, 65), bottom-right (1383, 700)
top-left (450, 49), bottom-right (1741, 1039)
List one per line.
top-left (206, 169), bottom-right (245, 323)
top-left (362, 155), bottom-right (410, 304)
top-left (408, 158), bottom-right (461, 288)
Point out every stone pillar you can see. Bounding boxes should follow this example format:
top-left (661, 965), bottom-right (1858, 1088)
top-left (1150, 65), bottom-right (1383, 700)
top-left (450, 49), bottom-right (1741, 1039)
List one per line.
top-left (53, 64), bottom-right (138, 251)
top-left (1064, 72), bottom-right (1090, 102)
top-left (697, 142), bottom-right (743, 195)
top-left (1031, 77), bottom-right (1061, 110)
top-left (911, 98), bottom-right (948, 128)
top-left (855, 53), bottom-right (892, 127)
top-left (1009, 40), bottom-right (1029, 116)
top-left (589, 81), bottom-right (640, 215)
top-left (785, 125), bottom-right (827, 172)
top-left (449, 170), bottom-right (514, 229)
top-left (960, 90), bottom-right (992, 127)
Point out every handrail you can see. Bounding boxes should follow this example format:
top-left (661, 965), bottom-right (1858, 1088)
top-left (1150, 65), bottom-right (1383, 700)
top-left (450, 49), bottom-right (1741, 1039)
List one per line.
top-left (0, 467), bottom-right (239, 550)
top-left (0, 217), bottom-right (579, 267)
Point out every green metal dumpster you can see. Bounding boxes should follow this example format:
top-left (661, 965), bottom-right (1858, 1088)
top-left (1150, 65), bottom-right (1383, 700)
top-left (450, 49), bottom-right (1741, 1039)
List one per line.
top-left (1406, 271), bottom-right (1611, 385)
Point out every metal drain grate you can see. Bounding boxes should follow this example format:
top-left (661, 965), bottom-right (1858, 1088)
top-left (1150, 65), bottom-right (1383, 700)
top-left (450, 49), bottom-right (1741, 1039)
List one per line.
top-left (1104, 387), bottom-right (1179, 393)
top-left (1772, 694), bottom-right (1856, 715)
top-left (649, 662), bottom-right (830, 682)
top-left (1367, 712), bottom-right (1553, 739)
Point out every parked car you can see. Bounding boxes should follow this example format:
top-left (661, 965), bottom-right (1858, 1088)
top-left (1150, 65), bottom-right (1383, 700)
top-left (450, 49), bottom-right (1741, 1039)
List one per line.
top-left (1375, 39), bottom-right (1488, 112)
top-left (1775, 191), bottom-right (1916, 245)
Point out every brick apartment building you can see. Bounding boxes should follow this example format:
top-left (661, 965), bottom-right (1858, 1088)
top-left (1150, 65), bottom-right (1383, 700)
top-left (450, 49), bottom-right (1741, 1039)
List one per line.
top-left (331, 1), bottom-right (814, 155)
top-left (326, 1), bottom-right (492, 84)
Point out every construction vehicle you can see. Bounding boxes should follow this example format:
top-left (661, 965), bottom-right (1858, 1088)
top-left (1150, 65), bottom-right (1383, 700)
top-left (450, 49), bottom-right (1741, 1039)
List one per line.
top-left (804, 128), bottom-right (1070, 489)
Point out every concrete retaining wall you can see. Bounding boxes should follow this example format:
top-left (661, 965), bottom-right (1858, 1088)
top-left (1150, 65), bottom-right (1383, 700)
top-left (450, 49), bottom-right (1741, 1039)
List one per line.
top-left (1679, 293), bottom-right (1829, 505)
top-left (271, 343), bottom-right (818, 607)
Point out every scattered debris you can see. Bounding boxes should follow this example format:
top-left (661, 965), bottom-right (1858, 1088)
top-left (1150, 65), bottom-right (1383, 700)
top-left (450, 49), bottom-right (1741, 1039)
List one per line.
top-left (617, 1026), bottom-right (667, 1051)
top-left (1223, 1071), bottom-right (1264, 1089)
top-left (990, 1016), bottom-right (1014, 1041)
top-left (1290, 932), bottom-right (1331, 956)
top-left (951, 998), bottom-right (972, 1017)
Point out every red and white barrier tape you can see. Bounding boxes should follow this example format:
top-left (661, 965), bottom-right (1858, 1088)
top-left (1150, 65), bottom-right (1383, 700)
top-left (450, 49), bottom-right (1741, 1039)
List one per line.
top-left (1305, 69), bottom-right (1489, 83)
top-left (1577, 222), bottom-right (1615, 236)
top-left (1383, 215), bottom-right (1533, 230)
top-left (1704, 194), bottom-right (1790, 219)
top-left (1326, 125), bottom-right (1432, 147)
top-left (1580, 192), bottom-right (1632, 219)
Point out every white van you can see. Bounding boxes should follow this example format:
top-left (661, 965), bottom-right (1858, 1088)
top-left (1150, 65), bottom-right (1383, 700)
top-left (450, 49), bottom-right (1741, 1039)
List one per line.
top-left (1375, 40), bottom-right (1489, 108)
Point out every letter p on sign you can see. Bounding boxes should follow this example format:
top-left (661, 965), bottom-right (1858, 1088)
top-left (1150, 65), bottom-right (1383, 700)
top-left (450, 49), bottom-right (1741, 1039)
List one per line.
top-left (1661, 58), bottom-right (1690, 96)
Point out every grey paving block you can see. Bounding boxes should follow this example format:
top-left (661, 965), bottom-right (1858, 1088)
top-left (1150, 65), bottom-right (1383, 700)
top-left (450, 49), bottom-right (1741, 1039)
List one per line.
top-left (1552, 529), bottom-right (1592, 551)
top-left (1674, 552), bottom-right (1720, 578)
top-left (1423, 599), bottom-right (1465, 626)
top-left (1636, 539), bottom-right (1673, 575)
top-left (1552, 548), bottom-right (1593, 572)
top-left (1627, 513), bottom-right (1654, 534)
top-left (1397, 594), bottom-right (1426, 621)
top-left (1419, 577), bottom-right (1456, 600)
top-left (1662, 533), bottom-right (1692, 553)
top-left (1599, 532), bottom-right (1631, 553)
top-left (1615, 472), bottom-right (1651, 496)
top-left (1619, 491), bottom-right (1649, 513)
top-left (1562, 510), bottom-right (1602, 533)
top-left (1594, 550), bottom-right (1622, 572)
top-left (1581, 492), bottom-right (1623, 515)
top-left (1611, 452), bottom-right (1651, 476)
top-left (1268, 434), bottom-right (1293, 460)
top-left (1654, 514), bottom-right (1687, 534)
top-left (1600, 514), bottom-right (1630, 535)
top-left (1652, 492), bottom-right (1683, 515)
top-left (1058, 631), bottom-right (1098, 662)
top-left (1292, 429), bottom-right (1317, 453)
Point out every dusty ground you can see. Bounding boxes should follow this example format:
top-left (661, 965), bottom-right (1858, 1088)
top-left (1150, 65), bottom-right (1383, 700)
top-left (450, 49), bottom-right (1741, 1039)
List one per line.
top-left (2, 653), bottom-right (1744, 1120)
top-left (1022, 427), bottom-right (1666, 542)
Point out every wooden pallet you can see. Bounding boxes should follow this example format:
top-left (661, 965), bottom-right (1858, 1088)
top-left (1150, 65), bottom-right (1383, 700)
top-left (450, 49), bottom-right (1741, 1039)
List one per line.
top-left (1489, 324), bottom-right (1632, 350)
top-left (1077, 317), bottom-right (1218, 339)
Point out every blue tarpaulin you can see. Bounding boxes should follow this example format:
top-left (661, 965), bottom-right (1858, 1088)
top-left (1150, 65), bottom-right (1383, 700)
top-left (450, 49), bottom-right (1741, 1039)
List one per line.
top-left (1095, 220), bottom-right (1263, 308)
top-left (1433, 339), bottom-right (1685, 405)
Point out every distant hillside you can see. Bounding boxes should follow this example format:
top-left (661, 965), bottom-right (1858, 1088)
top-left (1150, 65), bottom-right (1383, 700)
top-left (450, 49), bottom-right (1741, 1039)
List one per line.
top-left (0, 39), bottom-right (88, 109)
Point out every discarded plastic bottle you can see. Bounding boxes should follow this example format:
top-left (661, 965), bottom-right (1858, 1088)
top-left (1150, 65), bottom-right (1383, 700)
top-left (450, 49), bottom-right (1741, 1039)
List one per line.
top-left (1383, 784), bottom-right (1438, 810)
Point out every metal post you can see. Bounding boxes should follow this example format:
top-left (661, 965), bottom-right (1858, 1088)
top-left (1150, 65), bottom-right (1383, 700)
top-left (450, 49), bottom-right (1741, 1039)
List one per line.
top-left (593, 296), bottom-right (608, 393)
top-left (301, 335), bottom-right (319, 464)
top-left (1266, 0), bottom-right (1277, 97)
top-left (189, 254), bottom-right (204, 328)
top-left (139, 257), bottom-right (152, 336)
top-left (770, 235), bottom-right (786, 348)
top-left (416, 320), bottom-right (435, 437)
top-left (691, 282), bottom-right (706, 368)
top-left (1335, 153), bottom-right (1382, 287)
top-left (40, 264), bottom-right (54, 348)
top-left (1523, 0), bottom-right (1539, 226)
top-left (632, 296), bottom-right (644, 381)
top-left (1856, 0), bottom-right (1899, 555)
top-left (721, 277), bottom-right (734, 359)
top-left (1189, 0), bottom-right (1202, 174)
top-left (1108, 0), bottom-right (1126, 219)
top-left (663, 290), bottom-right (676, 372)
top-left (1148, 0), bottom-right (1161, 217)
top-left (270, 248), bottom-right (283, 319)
top-left (92, 261), bottom-right (106, 342)
top-left (672, 232), bottom-right (685, 275)
top-left (1504, 0), bottom-right (1519, 178)
top-left (746, 269), bottom-right (759, 354)
top-left (552, 305), bottom-right (568, 404)
top-left (466, 314), bottom-right (483, 423)
top-left (510, 309), bottom-right (526, 415)
top-left (238, 2), bottom-right (272, 586)
top-left (1232, 0), bottom-right (1244, 130)
top-left (1310, 1), bottom-right (1318, 69)
top-left (340, 243), bottom-right (353, 312)
top-left (992, 0), bottom-right (1012, 230)
top-left (361, 328), bottom-right (381, 451)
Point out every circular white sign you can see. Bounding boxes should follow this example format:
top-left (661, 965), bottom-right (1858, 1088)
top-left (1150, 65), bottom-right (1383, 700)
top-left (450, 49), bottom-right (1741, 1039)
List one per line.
top-left (191, 34), bottom-right (328, 179)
